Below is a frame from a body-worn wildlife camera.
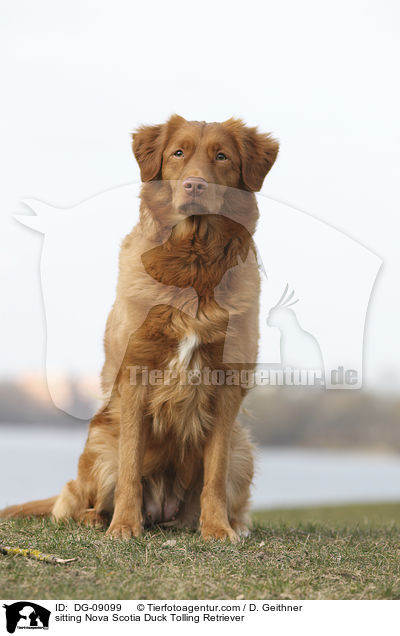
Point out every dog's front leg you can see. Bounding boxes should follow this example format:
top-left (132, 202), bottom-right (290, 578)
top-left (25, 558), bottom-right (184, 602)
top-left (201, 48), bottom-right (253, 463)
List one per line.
top-left (107, 384), bottom-right (147, 540)
top-left (200, 386), bottom-right (241, 542)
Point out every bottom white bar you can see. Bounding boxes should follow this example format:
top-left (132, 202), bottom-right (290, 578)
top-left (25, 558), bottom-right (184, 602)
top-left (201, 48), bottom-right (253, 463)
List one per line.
top-left (1, 599), bottom-right (397, 635)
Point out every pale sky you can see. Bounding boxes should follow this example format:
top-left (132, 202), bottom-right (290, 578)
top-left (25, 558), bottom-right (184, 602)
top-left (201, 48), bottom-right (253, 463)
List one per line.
top-left (0, 0), bottom-right (399, 391)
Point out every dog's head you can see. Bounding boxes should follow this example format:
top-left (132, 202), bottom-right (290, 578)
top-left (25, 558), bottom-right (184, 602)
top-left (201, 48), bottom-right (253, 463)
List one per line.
top-left (132, 115), bottom-right (279, 232)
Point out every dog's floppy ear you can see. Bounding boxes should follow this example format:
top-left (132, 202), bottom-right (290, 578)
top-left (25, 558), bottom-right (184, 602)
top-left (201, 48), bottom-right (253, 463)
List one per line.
top-left (132, 123), bottom-right (166, 182)
top-left (223, 119), bottom-right (279, 191)
top-left (132, 114), bottom-right (186, 182)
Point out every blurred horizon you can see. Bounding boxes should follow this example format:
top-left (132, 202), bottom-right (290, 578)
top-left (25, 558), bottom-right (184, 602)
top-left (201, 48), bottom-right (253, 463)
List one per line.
top-left (2, 373), bottom-right (400, 511)
top-left (1, 373), bottom-right (400, 455)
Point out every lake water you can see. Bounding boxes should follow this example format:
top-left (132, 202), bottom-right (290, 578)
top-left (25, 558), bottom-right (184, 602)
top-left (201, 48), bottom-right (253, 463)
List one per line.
top-left (1, 424), bottom-right (400, 510)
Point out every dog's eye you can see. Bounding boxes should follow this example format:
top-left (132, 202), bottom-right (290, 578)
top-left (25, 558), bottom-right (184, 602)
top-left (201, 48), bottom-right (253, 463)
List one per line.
top-left (216, 152), bottom-right (227, 161)
top-left (173, 149), bottom-right (184, 157)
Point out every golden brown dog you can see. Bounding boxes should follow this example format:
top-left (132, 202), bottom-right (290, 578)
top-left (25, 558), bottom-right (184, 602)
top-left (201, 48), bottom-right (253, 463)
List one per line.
top-left (1, 115), bottom-right (279, 541)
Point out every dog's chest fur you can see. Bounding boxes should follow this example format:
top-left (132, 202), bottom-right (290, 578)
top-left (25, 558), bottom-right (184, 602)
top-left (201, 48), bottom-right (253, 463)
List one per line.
top-left (137, 298), bottom-right (230, 448)
top-left (112, 214), bottom-right (259, 449)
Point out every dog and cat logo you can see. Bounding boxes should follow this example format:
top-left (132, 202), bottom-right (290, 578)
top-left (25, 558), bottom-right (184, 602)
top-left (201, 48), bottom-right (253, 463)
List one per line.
top-left (16, 184), bottom-right (382, 417)
top-left (2, 603), bottom-right (50, 633)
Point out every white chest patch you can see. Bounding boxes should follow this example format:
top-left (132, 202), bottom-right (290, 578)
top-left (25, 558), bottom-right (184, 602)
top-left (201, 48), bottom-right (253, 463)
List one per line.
top-left (169, 331), bottom-right (200, 369)
top-left (178, 332), bottom-right (200, 366)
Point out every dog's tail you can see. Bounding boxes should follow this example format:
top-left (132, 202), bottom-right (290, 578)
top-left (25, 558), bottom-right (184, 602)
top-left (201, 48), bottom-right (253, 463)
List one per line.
top-left (0, 496), bottom-right (57, 519)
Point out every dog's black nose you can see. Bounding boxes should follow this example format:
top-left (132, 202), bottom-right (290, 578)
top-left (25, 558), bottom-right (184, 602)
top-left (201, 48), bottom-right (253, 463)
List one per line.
top-left (183, 177), bottom-right (208, 197)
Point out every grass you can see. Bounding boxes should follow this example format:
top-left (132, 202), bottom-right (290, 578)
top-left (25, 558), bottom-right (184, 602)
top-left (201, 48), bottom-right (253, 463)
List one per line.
top-left (1, 502), bottom-right (400, 600)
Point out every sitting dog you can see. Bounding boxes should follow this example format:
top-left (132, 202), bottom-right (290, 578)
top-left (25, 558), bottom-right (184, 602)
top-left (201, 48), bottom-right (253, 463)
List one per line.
top-left (1, 115), bottom-right (279, 541)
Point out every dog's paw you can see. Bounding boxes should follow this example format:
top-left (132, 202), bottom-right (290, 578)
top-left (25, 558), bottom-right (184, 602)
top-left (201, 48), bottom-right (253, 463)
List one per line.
top-left (230, 521), bottom-right (251, 538)
top-left (78, 509), bottom-right (108, 528)
top-left (201, 524), bottom-right (239, 542)
top-left (106, 521), bottom-right (142, 540)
